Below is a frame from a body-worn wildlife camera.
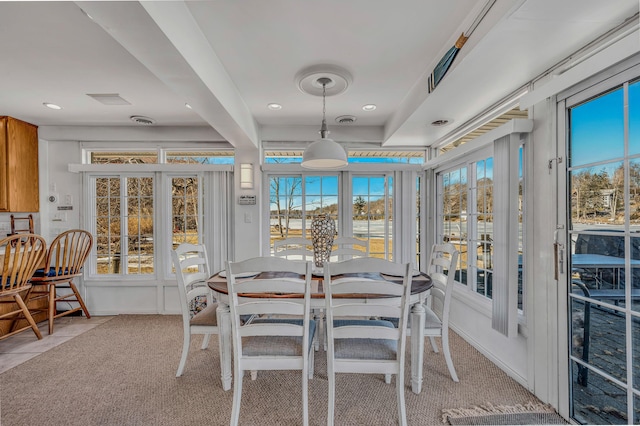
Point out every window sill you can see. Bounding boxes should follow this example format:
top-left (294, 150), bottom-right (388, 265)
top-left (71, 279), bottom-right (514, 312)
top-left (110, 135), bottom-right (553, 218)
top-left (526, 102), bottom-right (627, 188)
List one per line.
top-left (451, 283), bottom-right (493, 317)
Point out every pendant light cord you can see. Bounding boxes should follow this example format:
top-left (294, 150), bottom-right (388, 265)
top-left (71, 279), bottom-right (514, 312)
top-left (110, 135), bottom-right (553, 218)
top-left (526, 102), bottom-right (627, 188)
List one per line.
top-left (322, 82), bottom-right (326, 121)
top-left (320, 80), bottom-right (329, 139)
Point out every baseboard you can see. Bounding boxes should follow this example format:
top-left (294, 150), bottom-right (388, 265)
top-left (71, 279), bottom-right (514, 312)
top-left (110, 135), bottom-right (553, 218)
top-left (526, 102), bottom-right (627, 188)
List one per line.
top-left (450, 324), bottom-right (529, 389)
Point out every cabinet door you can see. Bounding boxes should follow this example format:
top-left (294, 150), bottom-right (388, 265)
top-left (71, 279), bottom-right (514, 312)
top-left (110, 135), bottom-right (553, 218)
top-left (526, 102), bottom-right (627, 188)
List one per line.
top-left (6, 117), bottom-right (39, 212)
top-left (0, 117), bottom-right (7, 211)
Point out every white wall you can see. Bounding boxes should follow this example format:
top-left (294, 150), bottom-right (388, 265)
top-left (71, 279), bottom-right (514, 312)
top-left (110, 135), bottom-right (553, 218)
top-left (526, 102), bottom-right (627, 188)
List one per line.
top-left (232, 147), bottom-right (262, 261)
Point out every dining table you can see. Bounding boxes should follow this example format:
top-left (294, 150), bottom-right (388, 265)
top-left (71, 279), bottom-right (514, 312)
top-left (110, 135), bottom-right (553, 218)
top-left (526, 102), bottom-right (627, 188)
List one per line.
top-left (207, 268), bottom-right (433, 394)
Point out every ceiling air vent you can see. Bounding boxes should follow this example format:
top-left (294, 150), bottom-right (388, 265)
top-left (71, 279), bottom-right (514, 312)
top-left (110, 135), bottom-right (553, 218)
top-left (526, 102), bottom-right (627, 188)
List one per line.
top-left (431, 119), bottom-right (450, 127)
top-left (336, 115), bottom-right (356, 124)
top-left (130, 115), bottom-right (156, 125)
top-left (87, 93), bottom-right (131, 105)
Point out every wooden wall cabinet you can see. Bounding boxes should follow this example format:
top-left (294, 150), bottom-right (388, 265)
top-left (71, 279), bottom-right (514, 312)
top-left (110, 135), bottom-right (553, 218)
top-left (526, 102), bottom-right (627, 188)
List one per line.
top-left (0, 116), bottom-right (39, 212)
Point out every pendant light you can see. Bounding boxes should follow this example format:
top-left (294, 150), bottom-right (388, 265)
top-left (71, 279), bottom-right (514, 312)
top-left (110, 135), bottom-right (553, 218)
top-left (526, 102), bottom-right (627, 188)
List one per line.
top-left (301, 77), bottom-right (348, 169)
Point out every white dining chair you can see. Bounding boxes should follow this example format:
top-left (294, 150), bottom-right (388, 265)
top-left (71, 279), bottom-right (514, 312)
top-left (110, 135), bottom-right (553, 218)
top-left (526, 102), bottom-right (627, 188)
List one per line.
top-left (423, 243), bottom-right (460, 382)
top-left (272, 237), bottom-right (314, 261)
top-left (226, 256), bottom-right (315, 426)
top-left (330, 236), bottom-right (369, 261)
top-left (170, 243), bottom-right (218, 377)
top-left (324, 257), bottom-right (412, 426)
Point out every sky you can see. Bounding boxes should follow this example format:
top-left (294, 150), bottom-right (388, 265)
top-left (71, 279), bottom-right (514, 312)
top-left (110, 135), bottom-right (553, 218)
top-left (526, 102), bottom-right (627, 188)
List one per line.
top-left (270, 175), bottom-right (391, 212)
top-left (570, 80), bottom-right (639, 173)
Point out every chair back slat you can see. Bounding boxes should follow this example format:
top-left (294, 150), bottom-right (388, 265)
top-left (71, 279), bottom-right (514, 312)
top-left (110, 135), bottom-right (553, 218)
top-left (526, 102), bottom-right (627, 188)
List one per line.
top-left (330, 236), bottom-right (369, 261)
top-left (240, 323), bottom-right (304, 337)
top-left (235, 300), bottom-right (304, 317)
top-left (45, 229), bottom-right (93, 277)
top-left (273, 237), bottom-right (314, 261)
top-left (330, 279), bottom-right (406, 296)
top-left (332, 325), bottom-right (400, 340)
top-left (332, 303), bottom-right (401, 319)
top-left (233, 278), bottom-right (305, 294)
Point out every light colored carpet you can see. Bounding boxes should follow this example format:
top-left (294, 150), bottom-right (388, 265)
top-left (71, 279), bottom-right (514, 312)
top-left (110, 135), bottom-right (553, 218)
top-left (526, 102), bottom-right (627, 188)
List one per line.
top-left (0, 315), bottom-right (546, 425)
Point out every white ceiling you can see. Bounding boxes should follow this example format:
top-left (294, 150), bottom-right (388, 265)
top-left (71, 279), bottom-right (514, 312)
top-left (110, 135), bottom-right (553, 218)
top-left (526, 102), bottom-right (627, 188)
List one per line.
top-left (0, 1), bottom-right (637, 149)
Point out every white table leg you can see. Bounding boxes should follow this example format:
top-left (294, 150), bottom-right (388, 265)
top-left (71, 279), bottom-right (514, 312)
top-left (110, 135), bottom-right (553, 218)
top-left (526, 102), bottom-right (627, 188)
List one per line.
top-left (216, 301), bottom-right (232, 391)
top-left (410, 302), bottom-right (426, 394)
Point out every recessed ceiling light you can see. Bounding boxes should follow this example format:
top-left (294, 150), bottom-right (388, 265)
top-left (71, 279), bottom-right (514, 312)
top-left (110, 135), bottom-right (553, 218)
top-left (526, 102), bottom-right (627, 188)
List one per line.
top-left (362, 104), bottom-right (376, 112)
top-left (43, 102), bottom-right (62, 110)
top-left (185, 103), bottom-right (192, 109)
top-left (268, 103), bottom-right (282, 110)
top-left (431, 119), bottom-right (450, 127)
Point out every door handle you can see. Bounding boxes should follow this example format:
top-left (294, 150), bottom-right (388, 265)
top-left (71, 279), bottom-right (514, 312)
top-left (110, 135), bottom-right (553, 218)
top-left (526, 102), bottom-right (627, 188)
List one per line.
top-left (554, 242), bottom-right (565, 280)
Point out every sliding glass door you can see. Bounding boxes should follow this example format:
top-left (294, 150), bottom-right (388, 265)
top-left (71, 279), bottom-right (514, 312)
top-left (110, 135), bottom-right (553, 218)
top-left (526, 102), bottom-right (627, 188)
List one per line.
top-left (561, 67), bottom-right (640, 424)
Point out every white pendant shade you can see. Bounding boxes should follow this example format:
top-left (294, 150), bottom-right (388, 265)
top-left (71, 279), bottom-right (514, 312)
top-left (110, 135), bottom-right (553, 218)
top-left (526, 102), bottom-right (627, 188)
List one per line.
top-left (301, 137), bottom-right (348, 169)
top-left (301, 75), bottom-right (348, 170)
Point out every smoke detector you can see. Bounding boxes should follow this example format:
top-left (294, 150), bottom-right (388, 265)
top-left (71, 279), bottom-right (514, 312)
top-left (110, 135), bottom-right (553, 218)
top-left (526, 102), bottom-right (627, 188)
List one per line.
top-left (130, 115), bottom-right (156, 125)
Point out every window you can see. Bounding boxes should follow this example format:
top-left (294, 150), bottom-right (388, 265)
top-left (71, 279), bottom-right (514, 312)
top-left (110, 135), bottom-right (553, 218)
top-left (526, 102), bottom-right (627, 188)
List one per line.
top-left (352, 175), bottom-right (393, 259)
top-left (264, 150), bottom-right (424, 164)
top-left (171, 176), bottom-right (202, 246)
top-left (91, 152), bottom-right (158, 164)
top-left (166, 151), bottom-right (234, 164)
top-left (472, 157), bottom-right (494, 298)
top-left (437, 156), bottom-right (495, 296)
top-left (431, 120), bottom-right (528, 336)
top-left (92, 175), bottom-right (155, 275)
top-left (268, 175), bottom-right (340, 250)
top-left (517, 146), bottom-right (525, 312)
top-left (269, 175), bottom-right (305, 243)
top-left (438, 166), bottom-right (468, 285)
top-left (416, 174), bottom-right (422, 267)
top-left (267, 172), bottom-right (399, 261)
top-left (87, 149), bottom-right (234, 165)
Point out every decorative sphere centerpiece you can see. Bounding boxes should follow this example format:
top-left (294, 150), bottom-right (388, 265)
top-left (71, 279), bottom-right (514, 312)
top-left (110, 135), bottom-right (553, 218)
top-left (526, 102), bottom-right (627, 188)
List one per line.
top-left (311, 214), bottom-right (336, 268)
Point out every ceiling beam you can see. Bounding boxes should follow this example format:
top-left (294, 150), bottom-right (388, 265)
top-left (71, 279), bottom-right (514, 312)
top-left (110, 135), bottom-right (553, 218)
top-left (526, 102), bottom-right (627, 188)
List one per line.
top-left (75, 1), bottom-right (259, 149)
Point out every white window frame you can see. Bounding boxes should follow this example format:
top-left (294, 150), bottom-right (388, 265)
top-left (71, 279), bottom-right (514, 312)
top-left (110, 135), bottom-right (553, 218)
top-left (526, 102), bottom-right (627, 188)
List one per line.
top-left (80, 165), bottom-right (232, 285)
top-left (426, 119), bottom-right (532, 337)
top-left (263, 167), bottom-right (418, 264)
top-left (86, 172), bottom-right (157, 281)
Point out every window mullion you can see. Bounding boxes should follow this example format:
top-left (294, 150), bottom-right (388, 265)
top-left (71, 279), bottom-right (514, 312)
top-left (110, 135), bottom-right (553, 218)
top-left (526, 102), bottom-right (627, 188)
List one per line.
top-left (468, 162), bottom-right (478, 295)
top-left (120, 176), bottom-right (128, 276)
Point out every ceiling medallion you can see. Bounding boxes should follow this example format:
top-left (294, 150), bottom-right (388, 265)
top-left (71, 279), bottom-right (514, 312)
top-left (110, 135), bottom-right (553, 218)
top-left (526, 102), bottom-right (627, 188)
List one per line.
top-left (295, 64), bottom-right (352, 97)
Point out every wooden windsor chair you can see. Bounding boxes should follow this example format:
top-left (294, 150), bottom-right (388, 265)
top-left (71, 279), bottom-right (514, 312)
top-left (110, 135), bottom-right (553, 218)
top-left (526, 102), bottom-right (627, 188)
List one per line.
top-left (29, 229), bottom-right (93, 335)
top-left (0, 233), bottom-right (46, 341)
